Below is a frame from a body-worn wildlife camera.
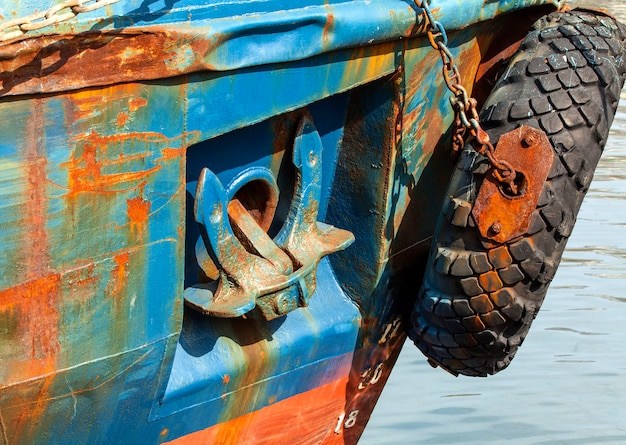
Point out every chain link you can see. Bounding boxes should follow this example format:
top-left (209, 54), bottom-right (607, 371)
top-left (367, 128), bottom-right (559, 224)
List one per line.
top-left (414, 0), bottom-right (519, 195)
top-left (0, 0), bottom-right (121, 42)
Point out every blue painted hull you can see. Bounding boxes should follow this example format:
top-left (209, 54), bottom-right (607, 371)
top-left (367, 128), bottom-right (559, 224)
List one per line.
top-left (0, 0), bottom-right (566, 443)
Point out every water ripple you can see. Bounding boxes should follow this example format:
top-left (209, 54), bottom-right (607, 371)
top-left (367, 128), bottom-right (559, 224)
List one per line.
top-left (544, 327), bottom-right (608, 336)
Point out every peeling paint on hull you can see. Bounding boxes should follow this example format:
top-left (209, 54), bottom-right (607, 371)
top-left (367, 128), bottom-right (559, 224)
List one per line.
top-left (0, 0), bottom-right (565, 443)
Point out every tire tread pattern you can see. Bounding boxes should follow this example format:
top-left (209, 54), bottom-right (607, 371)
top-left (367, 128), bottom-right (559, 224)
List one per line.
top-left (410, 11), bottom-right (626, 377)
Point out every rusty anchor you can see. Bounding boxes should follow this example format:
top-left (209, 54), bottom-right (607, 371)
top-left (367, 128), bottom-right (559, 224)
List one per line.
top-left (184, 117), bottom-right (355, 320)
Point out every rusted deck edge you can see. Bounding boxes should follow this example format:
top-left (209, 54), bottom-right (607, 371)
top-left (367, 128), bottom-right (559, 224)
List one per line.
top-left (0, 0), bottom-right (565, 98)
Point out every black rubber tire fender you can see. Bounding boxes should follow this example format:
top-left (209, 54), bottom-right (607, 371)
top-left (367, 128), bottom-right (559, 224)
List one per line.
top-left (410, 10), bottom-right (626, 377)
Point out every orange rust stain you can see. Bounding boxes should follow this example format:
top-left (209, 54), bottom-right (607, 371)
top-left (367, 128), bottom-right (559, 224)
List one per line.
top-left (210, 335), bottom-right (272, 436)
top-left (405, 39), bottom-right (482, 170)
top-left (322, 13), bottom-right (335, 47)
top-left (3, 371), bottom-right (57, 445)
top-left (62, 129), bottom-right (199, 195)
top-left (0, 274), bottom-right (61, 385)
top-left (116, 112), bottom-right (130, 127)
top-left (64, 89), bottom-right (107, 123)
top-left (454, 39), bottom-right (482, 98)
top-left (472, 127), bottom-right (554, 244)
top-left (63, 130), bottom-right (161, 194)
top-left (63, 86), bottom-right (146, 126)
top-left (177, 223), bottom-right (185, 250)
top-left (128, 97), bottom-right (148, 112)
top-left (164, 378), bottom-right (349, 445)
top-left (127, 196), bottom-right (151, 230)
top-left (416, 98), bottom-right (445, 159)
top-left (114, 252), bottom-right (130, 280)
top-left (403, 51), bottom-right (442, 154)
top-left (222, 374), bottom-right (231, 385)
top-left (0, 31), bottom-right (223, 98)
top-left (160, 147), bottom-right (186, 160)
top-left (24, 99), bottom-right (50, 280)
top-left (160, 429), bottom-right (170, 438)
top-left (110, 252), bottom-right (130, 296)
top-left (340, 42), bottom-right (396, 89)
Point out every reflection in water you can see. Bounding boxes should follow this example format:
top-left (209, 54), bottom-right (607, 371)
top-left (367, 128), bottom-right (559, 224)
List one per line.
top-left (593, 294), bottom-right (626, 303)
top-left (544, 327), bottom-right (607, 336)
top-left (440, 393), bottom-right (481, 398)
top-left (363, 1), bottom-right (626, 444)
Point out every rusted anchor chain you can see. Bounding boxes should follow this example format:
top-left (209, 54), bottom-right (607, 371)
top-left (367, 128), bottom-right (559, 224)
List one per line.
top-left (0, 0), bottom-right (121, 42)
top-left (414, 0), bottom-right (520, 195)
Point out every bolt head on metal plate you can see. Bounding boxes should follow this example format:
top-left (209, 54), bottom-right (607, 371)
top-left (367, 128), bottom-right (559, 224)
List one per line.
top-left (472, 126), bottom-right (554, 244)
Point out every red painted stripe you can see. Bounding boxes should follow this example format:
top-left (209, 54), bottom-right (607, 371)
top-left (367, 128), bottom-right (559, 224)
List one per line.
top-left (163, 378), bottom-right (349, 445)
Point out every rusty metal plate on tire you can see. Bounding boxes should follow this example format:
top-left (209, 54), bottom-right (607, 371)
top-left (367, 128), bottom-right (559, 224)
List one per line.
top-left (472, 125), bottom-right (554, 244)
